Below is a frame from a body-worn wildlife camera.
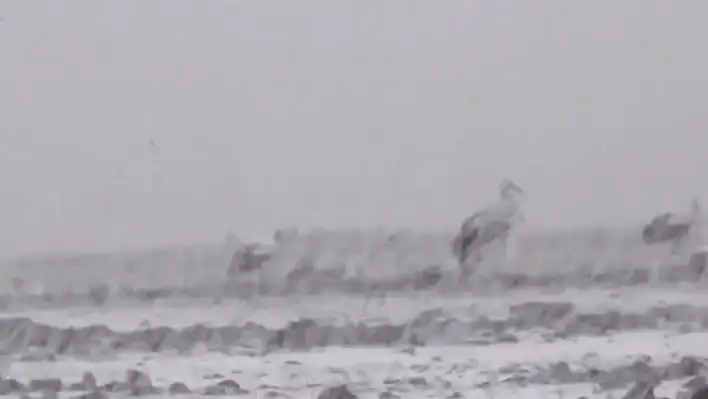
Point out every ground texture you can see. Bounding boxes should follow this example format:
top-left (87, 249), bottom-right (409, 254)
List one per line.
top-left (0, 228), bottom-right (706, 399)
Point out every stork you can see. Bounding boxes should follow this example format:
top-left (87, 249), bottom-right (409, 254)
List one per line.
top-left (642, 199), bottom-right (705, 257)
top-left (227, 243), bottom-right (273, 277)
top-left (451, 179), bottom-right (526, 279)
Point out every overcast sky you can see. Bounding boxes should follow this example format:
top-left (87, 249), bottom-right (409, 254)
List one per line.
top-left (1, 1), bottom-right (708, 255)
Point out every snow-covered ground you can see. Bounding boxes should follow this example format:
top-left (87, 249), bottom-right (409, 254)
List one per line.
top-left (0, 228), bottom-right (705, 398)
top-left (1, 325), bottom-right (705, 398)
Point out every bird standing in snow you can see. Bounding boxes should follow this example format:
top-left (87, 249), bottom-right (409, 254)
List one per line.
top-left (642, 199), bottom-right (705, 257)
top-left (451, 179), bottom-right (526, 279)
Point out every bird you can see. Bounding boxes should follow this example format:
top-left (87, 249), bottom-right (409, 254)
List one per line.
top-left (451, 179), bottom-right (526, 279)
top-left (642, 199), bottom-right (704, 256)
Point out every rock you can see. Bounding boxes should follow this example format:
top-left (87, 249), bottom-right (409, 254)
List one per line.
top-left (379, 392), bottom-right (402, 399)
top-left (568, 311), bottom-right (623, 335)
top-left (217, 379), bottom-right (242, 390)
top-left (665, 357), bottom-right (704, 379)
top-left (497, 333), bottom-right (519, 343)
top-left (509, 302), bottom-right (575, 328)
top-left (88, 284), bottom-right (110, 306)
top-left (620, 381), bottom-right (657, 399)
top-left (684, 376), bottom-right (708, 390)
top-left (527, 362), bottom-right (578, 384)
top-left (72, 392), bottom-right (108, 399)
top-left (501, 374), bottom-right (529, 385)
top-left (68, 383), bottom-right (84, 391)
top-left (691, 386), bottom-right (708, 399)
top-left (125, 369), bottom-right (154, 396)
top-left (20, 349), bottom-right (57, 362)
top-left (41, 390), bottom-right (59, 399)
top-left (412, 266), bottom-right (443, 290)
top-left (407, 376), bottom-right (427, 387)
top-left (688, 249), bottom-right (708, 279)
top-left (167, 382), bottom-right (191, 394)
top-left (399, 345), bottom-right (416, 355)
top-left (317, 385), bottom-right (358, 399)
top-left (284, 360), bottom-right (302, 365)
top-left (680, 324), bottom-right (695, 334)
top-left (68, 373), bottom-right (99, 392)
top-left (203, 379), bottom-right (247, 396)
top-left (0, 378), bottom-right (24, 395)
top-left (677, 377), bottom-right (708, 399)
top-left (543, 361), bottom-right (581, 384)
top-left (595, 361), bottom-right (660, 391)
top-left (29, 378), bottom-right (62, 392)
top-left (102, 381), bottom-right (126, 393)
top-left (81, 372), bottom-right (98, 392)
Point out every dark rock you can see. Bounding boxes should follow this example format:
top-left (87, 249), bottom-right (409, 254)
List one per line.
top-left (573, 311), bottom-right (623, 335)
top-left (88, 284), bottom-right (110, 306)
top-left (593, 361), bottom-right (660, 391)
top-left (167, 382), bottom-right (191, 394)
top-left (125, 369), bottom-right (154, 396)
top-left (665, 357), bottom-right (704, 379)
top-left (72, 392), bottom-right (108, 399)
top-left (102, 381), bottom-right (126, 392)
top-left (217, 379), bottom-right (241, 390)
top-left (203, 379), bottom-right (247, 396)
top-left (29, 378), bottom-right (62, 392)
top-left (627, 269), bottom-right (651, 285)
top-left (68, 383), bottom-right (84, 391)
top-left (317, 385), bottom-right (358, 399)
top-left (652, 305), bottom-right (702, 324)
top-left (501, 374), bottom-right (529, 385)
top-left (532, 361), bottom-right (581, 384)
top-left (691, 386), bottom-right (708, 399)
top-left (509, 302), bottom-right (575, 328)
top-left (684, 376), bottom-right (708, 390)
top-left (67, 372), bottom-right (98, 392)
top-left (620, 380), bottom-right (657, 399)
top-left (284, 360), bottom-right (302, 365)
top-left (407, 377), bottom-right (427, 387)
top-left (20, 349), bottom-right (57, 362)
top-left (677, 376), bottom-right (708, 399)
top-left (72, 391), bottom-right (108, 399)
top-left (497, 333), bottom-right (519, 343)
top-left (379, 392), bottom-right (402, 399)
top-left (688, 250), bottom-right (708, 278)
top-left (412, 266), bottom-right (443, 290)
top-left (0, 378), bottom-right (25, 395)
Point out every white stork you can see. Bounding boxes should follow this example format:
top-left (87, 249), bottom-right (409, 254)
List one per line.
top-left (642, 199), bottom-right (705, 256)
top-left (451, 179), bottom-right (526, 278)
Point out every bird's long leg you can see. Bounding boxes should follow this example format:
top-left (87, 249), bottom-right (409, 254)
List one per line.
top-left (458, 245), bottom-right (482, 285)
top-left (670, 237), bottom-right (683, 257)
top-left (501, 233), bottom-right (508, 262)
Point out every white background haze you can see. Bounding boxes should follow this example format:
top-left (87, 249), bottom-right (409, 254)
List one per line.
top-left (1, 1), bottom-right (708, 256)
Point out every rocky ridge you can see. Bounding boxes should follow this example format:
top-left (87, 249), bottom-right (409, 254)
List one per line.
top-left (0, 302), bottom-right (707, 358)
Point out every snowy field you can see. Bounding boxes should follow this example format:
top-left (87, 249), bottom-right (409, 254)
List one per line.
top-left (0, 228), bottom-right (706, 398)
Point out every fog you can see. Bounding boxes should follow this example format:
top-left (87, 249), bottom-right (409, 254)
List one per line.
top-left (1, 1), bottom-right (708, 256)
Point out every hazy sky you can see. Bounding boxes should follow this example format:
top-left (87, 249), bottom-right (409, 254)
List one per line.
top-left (2, 1), bottom-right (708, 255)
